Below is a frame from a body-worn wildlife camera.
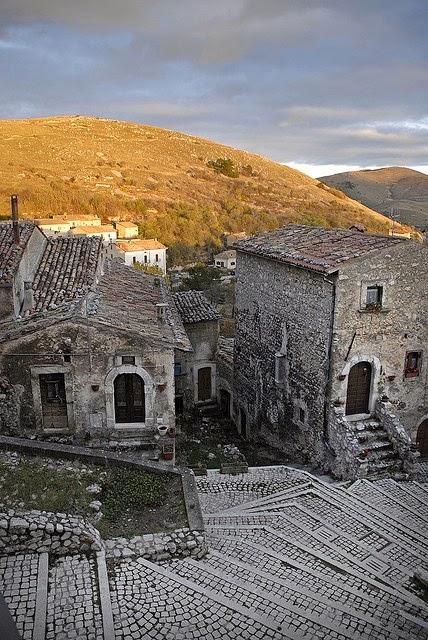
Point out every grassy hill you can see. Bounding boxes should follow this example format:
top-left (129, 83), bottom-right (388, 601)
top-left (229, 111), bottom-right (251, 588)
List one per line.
top-left (320, 167), bottom-right (428, 231)
top-left (0, 116), bottom-right (412, 251)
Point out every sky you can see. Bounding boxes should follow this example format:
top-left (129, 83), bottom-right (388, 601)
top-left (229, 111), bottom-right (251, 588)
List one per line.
top-left (1, 0), bottom-right (427, 177)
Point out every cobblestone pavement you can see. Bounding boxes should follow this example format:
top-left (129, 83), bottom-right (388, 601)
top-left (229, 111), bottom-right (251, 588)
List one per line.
top-left (1, 465), bottom-right (427, 639)
top-left (45, 554), bottom-right (103, 640)
top-left (0, 553), bottom-right (38, 639)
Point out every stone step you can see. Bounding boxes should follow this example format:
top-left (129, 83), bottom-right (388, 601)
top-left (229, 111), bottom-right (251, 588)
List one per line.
top-left (0, 552), bottom-right (40, 640)
top-left (110, 556), bottom-right (303, 639)
top-left (185, 550), bottom-right (425, 640)
top-left (205, 535), bottom-right (428, 638)
top-left (167, 556), bottom-right (363, 640)
top-left (356, 430), bottom-right (390, 443)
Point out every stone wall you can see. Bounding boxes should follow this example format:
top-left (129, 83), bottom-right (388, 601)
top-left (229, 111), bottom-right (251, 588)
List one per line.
top-left (0, 320), bottom-right (176, 442)
top-left (105, 528), bottom-right (207, 561)
top-left (326, 408), bottom-right (368, 479)
top-left (175, 320), bottom-right (218, 409)
top-left (234, 251), bottom-right (334, 461)
top-left (0, 510), bottom-right (103, 556)
top-left (329, 241), bottom-right (428, 443)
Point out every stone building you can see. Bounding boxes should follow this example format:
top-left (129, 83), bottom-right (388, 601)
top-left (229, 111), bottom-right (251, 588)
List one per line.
top-left (172, 291), bottom-right (220, 413)
top-left (114, 239), bottom-right (167, 274)
top-left (0, 221), bottom-right (190, 447)
top-left (214, 250), bottom-right (237, 271)
top-left (234, 224), bottom-right (428, 478)
top-left (115, 221), bottom-right (139, 240)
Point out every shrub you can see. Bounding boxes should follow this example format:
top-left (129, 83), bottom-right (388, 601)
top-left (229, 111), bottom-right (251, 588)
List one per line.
top-left (207, 158), bottom-right (239, 178)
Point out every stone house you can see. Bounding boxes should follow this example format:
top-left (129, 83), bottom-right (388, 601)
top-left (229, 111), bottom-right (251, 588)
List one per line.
top-left (70, 224), bottom-right (117, 244)
top-left (234, 224), bottom-right (428, 478)
top-left (115, 221), bottom-right (139, 239)
top-left (114, 239), bottom-right (167, 274)
top-left (214, 250), bottom-right (236, 271)
top-left (172, 291), bottom-right (220, 414)
top-left (36, 214), bottom-right (102, 235)
top-left (0, 221), bottom-right (190, 447)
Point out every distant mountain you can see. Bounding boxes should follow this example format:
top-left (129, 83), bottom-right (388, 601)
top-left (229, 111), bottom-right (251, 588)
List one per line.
top-left (320, 167), bottom-right (428, 230)
top-left (0, 117), bottom-right (412, 248)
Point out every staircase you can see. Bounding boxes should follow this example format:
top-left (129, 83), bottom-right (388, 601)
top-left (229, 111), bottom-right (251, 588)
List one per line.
top-left (354, 418), bottom-right (404, 479)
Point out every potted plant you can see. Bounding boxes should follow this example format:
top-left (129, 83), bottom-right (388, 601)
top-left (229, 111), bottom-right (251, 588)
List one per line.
top-left (162, 443), bottom-right (174, 461)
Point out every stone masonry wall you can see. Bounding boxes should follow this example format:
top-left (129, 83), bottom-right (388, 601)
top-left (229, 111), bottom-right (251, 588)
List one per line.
top-left (0, 320), bottom-right (175, 441)
top-left (234, 251), bottom-right (334, 461)
top-left (329, 241), bottom-right (428, 443)
top-left (0, 510), bottom-right (103, 556)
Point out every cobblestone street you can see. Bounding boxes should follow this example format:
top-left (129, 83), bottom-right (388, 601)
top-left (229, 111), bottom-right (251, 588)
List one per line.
top-left (1, 466), bottom-right (428, 639)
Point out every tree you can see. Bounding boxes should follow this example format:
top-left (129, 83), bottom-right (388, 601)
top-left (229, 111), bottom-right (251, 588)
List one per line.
top-left (207, 158), bottom-right (239, 178)
top-left (133, 261), bottom-right (165, 277)
top-left (180, 263), bottom-right (221, 291)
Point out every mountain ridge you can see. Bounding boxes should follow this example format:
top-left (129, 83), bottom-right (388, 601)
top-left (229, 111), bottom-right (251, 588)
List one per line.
top-left (0, 116), bottom-right (413, 247)
top-left (320, 166), bottom-right (428, 231)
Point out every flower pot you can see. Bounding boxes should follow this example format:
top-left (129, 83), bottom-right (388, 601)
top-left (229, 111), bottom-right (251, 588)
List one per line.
top-left (157, 425), bottom-right (168, 436)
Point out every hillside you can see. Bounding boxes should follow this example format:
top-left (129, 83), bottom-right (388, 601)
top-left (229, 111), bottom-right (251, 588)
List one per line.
top-left (320, 167), bottom-right (428, 231)
top-left (0, 116), bottom-right (412, 250)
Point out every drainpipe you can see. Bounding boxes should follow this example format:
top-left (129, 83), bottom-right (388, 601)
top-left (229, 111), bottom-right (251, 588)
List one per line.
top-left (323, 272), bottom-right (338, 444)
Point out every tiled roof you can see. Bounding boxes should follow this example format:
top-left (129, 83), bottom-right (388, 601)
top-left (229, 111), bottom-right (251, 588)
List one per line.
top-left (0, 221), bottom-right (36, 285)
top-left (87, 261), bottom-right (191, 349)
top-left (70, 225), bottom-right (116, 234)
top-left (173, 291), bottom-right (220, 324)
top-left (217, 336), bottom-right (234, 366)
top-left (236, 224), bottom-right (406, 274)
top-left (116, 239), bottom-right (167, 252)
top-left (215, 250), bottom-right (236, 261)
top-left (116, 221), bottom-right (138, 228)
top-left (32, 236), bottom-right (101, 312)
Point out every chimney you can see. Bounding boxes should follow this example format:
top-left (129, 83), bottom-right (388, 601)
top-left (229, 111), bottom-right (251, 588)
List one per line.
top-left (22, 281), bottom-right (34, 313)
top-left (11, 194), bottom-right (20, 245)
top-left (156, 303), bottom-right (168, 321)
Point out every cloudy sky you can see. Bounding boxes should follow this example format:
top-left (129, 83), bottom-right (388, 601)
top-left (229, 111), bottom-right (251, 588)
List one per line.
top-left (1, 0), bottom-right (427, 176)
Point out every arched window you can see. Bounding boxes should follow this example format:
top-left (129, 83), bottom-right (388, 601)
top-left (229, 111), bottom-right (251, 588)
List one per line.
top-left (114, 373), bottom-right (145, 423)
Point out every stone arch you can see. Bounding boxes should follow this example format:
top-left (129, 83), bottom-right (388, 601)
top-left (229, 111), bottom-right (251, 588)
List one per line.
top-left (105, 364), bottom-right (155, 429)
top-left (339, 354), bottom-right (381, 418)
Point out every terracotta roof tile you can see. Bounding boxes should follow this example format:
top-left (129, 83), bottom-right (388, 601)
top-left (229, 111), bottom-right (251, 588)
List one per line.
top-left (116, 239), bottom-right (167, 251)
top-left (0, 221), bottom-right (36, 285)
top-left (173, 291), bottom-right (220, 324)
top-left (236, 224), bottom-right (406, 274)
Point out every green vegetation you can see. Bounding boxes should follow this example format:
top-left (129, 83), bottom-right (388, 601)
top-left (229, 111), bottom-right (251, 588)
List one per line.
top-left (0, 453), bottom-right (187, 538)
top-left (207, 157), bottom-right (239, 178)
top-left (180, 263), bottom-right (222, 291)
top-left (133, 261), bottom-right (165, 277)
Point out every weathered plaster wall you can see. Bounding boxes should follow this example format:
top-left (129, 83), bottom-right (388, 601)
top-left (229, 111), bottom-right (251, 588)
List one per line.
top-left (0, 321), bottom-right (176, 441)
top-left (234, 251), bottom-right (334, 460)
top-left (13, 227), bottom-right (47, 317)
top-left (330, 241), bottom-right (428, 443)
top-left (174, 320), bottom-right (218, 409)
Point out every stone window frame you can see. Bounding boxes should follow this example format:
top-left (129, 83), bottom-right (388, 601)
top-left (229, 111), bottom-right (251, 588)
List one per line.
top-left (30, 365), bottom-right (75, 433)
top-left (359, 281), bottom-right (389, 311)
top-left (404, 350), bottom-right (422, 380)
top-left (336, 354), bottom-right (381, 420)
top-left (105, 364), bottom-right (156, 431)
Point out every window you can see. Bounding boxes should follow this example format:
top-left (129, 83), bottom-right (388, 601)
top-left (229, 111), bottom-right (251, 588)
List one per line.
top-left (230, 261), bottom-right (235, 266)
top-left (155, 254), bottom-right (159, 262)
top-left (366, 286), bottom-right (383, 309)
top-left (63, 349), bottom-right (72, 363)
top-left (299, 408), bottom-right (306, 423)
top-left (132, 256), bottom-right (136, 264)
top-left (122, 355), bottom-right (136, 365)
top-left (404, 351), bottom-right (421, 378)
top-left (174, 362), bottom-right (183, 376)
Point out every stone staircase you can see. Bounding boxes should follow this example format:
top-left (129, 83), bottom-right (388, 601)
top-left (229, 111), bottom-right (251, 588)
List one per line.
top-left (353, 417), bottom-right (404, 478)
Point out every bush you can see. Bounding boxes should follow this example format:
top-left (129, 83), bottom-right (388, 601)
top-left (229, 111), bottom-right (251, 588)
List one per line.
top-left (207, 158), bottom-right (239, 178)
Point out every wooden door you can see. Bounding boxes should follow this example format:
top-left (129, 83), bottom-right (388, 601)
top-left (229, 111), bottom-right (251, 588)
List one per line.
top-left (39, 373), bottom-right (68, 429)
top-left (114, 373), bottom-right (145, 423)
top-left (220, 389), bottom-right (231, 417)
top-left (197, 367), bottom-right (212, 402)
top-left (416, 420), bottom-right (428, 458)
top-left (346, 362), bottom-right (372, 416)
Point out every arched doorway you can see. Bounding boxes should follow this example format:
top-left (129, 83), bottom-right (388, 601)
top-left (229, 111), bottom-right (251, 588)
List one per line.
top-left (197, 367), bottom-right (212, 402)
top-left (346, 361), bottom-right (372, 416)
top-left (416, 419), bottom-right (428, 458)
top-left (114, 373), bottom-right (145, 423)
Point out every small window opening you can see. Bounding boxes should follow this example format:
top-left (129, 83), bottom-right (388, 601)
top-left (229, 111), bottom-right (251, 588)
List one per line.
top-left (144, 255), bottom-right (148, 263)
top-left (404, 351), bottom-right (421, 378)
top-left (366, 286), bottom-right (383, 309)
top-left (299, 408), bottom-right (306, 423)
top-left (63, 348), bottom-right (72, 363)
top-left (132, 256), bottom-right (136, 264)
top-left (174, 362), bottom-right (182, 376)
top-left (122, 355), bottom-right (136, 365)
top-left (155, 254), bottom-right (159, 262)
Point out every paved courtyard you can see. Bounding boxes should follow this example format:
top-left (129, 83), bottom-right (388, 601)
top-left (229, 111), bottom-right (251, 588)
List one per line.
top-left (1, 466), bottom-right (427, 639)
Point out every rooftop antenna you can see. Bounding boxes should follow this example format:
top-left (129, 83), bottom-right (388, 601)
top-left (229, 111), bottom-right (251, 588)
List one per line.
top-left (11, 194), bottom-right (20, 244)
